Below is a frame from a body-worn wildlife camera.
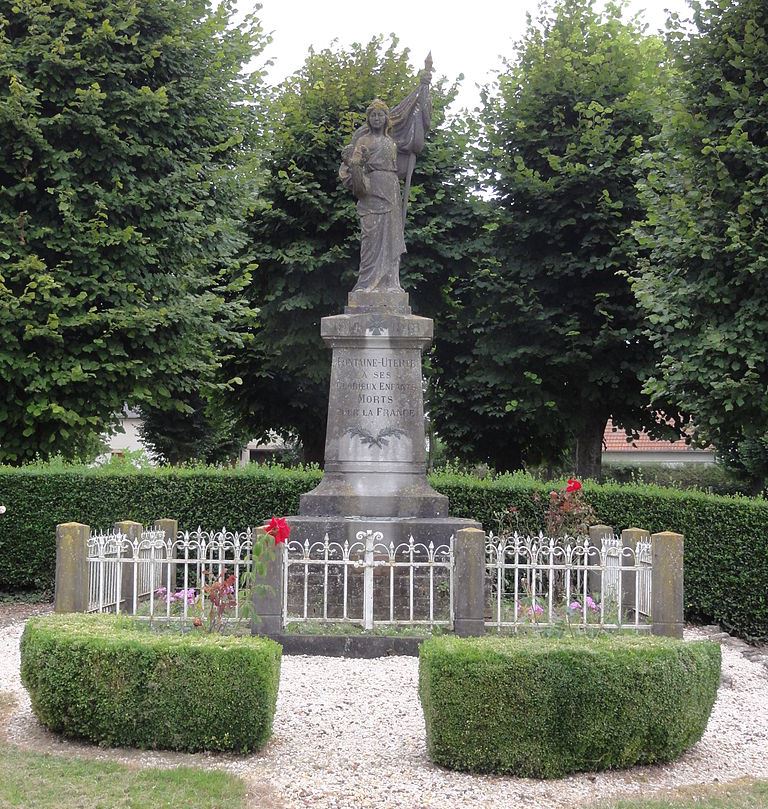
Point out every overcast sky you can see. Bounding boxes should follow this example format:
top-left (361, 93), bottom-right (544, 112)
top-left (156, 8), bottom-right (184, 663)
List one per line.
top-left (243, 0), bottom-right (693, 111)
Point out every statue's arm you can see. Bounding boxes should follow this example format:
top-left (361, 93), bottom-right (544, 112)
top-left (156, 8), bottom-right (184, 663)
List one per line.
top-left (349, 159), bottom-right (367, 199)
top-left (340, 141), bottom-right (369, 199)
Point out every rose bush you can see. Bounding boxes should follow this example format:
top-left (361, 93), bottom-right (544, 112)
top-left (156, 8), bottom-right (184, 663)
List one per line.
top-left (544, 478), bottom-right (596, 537)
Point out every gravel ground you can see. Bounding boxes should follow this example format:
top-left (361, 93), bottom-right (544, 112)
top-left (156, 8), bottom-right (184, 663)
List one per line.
top-left (1, 604), bottom-right (766, 809)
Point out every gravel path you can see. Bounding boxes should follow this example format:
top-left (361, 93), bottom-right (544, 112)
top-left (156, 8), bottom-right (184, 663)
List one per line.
top-left (1, 605), bottom-right (766, 809)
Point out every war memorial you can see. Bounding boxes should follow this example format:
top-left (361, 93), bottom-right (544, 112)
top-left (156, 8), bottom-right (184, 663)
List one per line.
top-left (287, 56), bottom-right (480, 551)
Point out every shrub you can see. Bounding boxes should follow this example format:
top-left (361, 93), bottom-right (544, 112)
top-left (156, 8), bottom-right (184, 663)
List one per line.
top-left (601, 463), bottom-right (749, 497)
top-left (0, 463), bottom-right (321, 592)
top-left (419, 634), bottom-right (721, 778)
top-left (20, 614), bottom-right (281, 753)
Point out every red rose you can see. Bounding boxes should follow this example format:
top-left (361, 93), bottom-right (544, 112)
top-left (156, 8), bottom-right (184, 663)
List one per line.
top-left (565, 478), bottom-right (582, 493)
top-left (263, 516), bottom-right (291, 544)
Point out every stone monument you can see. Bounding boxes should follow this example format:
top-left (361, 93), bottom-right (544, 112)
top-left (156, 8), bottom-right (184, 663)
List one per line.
top-left (288, 55), bottom-right (480, 549)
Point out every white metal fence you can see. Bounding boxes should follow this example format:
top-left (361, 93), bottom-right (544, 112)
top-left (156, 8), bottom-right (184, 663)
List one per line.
top-left (87, 528), bottom-right (166, 612)
top-left (599, 533), bottom-right (652, 617)
top-left (83, 524), bottom-right (657, 634)
top-left (283, 530), bottom-right (453, 630)
top-left (638, 539), bottom-right (652, 616)
top-left (87, 527), bottom-right (254, 619)
top-left (485, 532), bottom-right (653, 631)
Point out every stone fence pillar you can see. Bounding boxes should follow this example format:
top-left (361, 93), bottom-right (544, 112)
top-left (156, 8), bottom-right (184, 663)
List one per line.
top-left (54, 522), bottom-right (91, 613)
top-left (453, 527), bottom-right (486, 637)
top-left (651, 531), bottom-right (684, 638)
top-left (154, 518), bottom-right (178, 543)
top-left (251, 539), bottom-right (285, 636)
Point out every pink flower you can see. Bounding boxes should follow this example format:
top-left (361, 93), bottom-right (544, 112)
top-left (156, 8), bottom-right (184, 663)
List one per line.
top-left (527, 603), bottom-right (544, 618)
top-left (172, 588), bottom-right (197, 606)
top-left (569, 600), bottom-right (582, 611)
top-left (586, 595), bottom-right (599, 612)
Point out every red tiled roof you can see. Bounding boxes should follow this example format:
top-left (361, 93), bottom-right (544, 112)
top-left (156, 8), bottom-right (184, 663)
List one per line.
top-left (603, 420), bottom-right (710, 453)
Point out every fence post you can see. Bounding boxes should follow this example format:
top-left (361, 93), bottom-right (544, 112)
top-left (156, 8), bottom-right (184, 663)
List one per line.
top-left (651, 531), bottom-right (684, 638)
top-left (155, 518), bottom-right (178, 593)
top-left (620, 527), bottom-right (649, 623)
top-left (55, 522), bottom-right (91, 613)
top-left (251, 536), bottom-right (285, 636)
top-left (114, 520), bottom-right (143, 614)
top-left (453, 527), bottom-right (486, 637)
top-left (587, 524), bottom-right (613, 598)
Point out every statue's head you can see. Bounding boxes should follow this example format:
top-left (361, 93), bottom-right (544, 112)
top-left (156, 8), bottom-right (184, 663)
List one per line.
top-left (366, 99), bottom-right (390, 132)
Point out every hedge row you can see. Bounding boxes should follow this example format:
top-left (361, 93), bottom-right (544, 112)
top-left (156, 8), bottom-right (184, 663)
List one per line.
top-left (0, 464), bottom-right (322, 592)
top-left (20, 613), bottom-right (282, 752)
top-left (419, 634), bottom-right (721, 777)
top-left (1, 465), bottom-right (767, 639)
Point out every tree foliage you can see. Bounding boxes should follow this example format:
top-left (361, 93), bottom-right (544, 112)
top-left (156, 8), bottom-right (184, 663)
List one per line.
top-left (430, 0), bottom-right (681, 475)
top-left (137, 391), bottom-right (252, 466)
top-left (632, 0), bottom-right (768, 491)
top-left (233, 37), bottom-right (485, 463)
top-left (0, 0), bottom-right (267, 463)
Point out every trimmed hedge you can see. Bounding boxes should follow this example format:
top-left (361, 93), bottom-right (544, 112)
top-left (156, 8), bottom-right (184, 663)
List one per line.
top-left (418, 634), bottom-right (721, 778)
top-left (20, 613), bottom-right (282, 752)
top-left (0, 464), bottom-right (321, 592)
top-left (600, 462), bottom-right (749, 496)
top-left (2, 465), bottom-right (768, 639)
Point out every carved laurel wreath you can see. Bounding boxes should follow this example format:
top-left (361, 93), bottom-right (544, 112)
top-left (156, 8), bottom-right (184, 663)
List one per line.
top-left (344, 426), bottom-right (406, 449)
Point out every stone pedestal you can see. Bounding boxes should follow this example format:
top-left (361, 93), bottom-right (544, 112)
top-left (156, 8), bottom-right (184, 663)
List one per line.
top-left (300, 299), bottom-right (450, 520)
top-left (285, 290), bottom-right (480, 621)
top-left (250, 283), bottom-right (487, 640)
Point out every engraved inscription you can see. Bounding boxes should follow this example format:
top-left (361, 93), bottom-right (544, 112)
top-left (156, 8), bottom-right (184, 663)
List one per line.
top-left (334, 357), bottom-right (417, 368)
top-left (339, 407), bottom-right (416, 418)
top-left (333, 351), bottom-right (421, 422)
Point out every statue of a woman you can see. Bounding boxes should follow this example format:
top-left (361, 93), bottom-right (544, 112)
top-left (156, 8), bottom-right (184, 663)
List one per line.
top-left (340, 58), bottom-right (432, 294)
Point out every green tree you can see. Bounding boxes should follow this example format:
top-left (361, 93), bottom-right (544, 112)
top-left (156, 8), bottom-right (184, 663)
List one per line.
top-left (232, 37), bottom-right (485, 463)
top-left (137, 391), bottom-right (252, 466)
top-left (0, 0), bottom-right (267, 463)
top-left (430, 0), bottom-right (682, 476)
top-left (632, 0), bottom-right (768, 492)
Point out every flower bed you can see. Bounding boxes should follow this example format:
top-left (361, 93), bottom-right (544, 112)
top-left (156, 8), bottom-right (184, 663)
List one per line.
top-left (20, 613), bottom-right (281, 752)
top-left (419, 634), bottom-right (721, 778)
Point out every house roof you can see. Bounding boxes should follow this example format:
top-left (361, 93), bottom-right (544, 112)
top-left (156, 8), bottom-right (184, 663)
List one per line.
top-left (603, 419), bottom-right (711, 453)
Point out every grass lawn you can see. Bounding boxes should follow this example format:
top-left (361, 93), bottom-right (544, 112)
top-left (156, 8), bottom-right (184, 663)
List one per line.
top-left (0, 745), bottom-right (248, 809)
top-left (599, 779), bottom-right (768, 809)
top-left (0, 690), bottom-right (247, 809)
